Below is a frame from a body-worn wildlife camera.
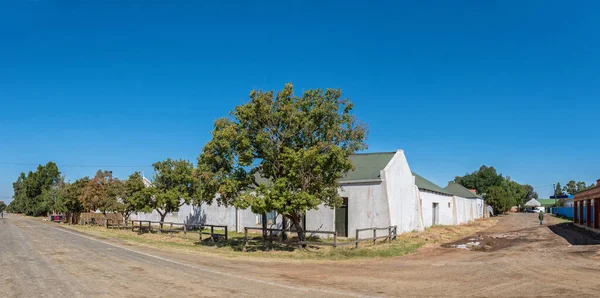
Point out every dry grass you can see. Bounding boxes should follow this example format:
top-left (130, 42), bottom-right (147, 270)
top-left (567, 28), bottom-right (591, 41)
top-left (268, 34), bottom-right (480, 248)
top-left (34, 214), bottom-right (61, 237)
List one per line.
top-left (398, 218), bottom-right (499, 247)
top-left (55, 217), bottom-right (498, 261)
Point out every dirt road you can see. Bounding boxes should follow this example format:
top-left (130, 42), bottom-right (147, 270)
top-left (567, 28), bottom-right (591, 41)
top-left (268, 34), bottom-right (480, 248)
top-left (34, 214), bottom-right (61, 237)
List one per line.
top-left (2, 213), bottom-right (600, 297)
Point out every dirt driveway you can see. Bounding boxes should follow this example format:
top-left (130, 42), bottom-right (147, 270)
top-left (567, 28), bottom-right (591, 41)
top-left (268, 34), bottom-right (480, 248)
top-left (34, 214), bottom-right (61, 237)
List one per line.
top-left (2, 213), bottom-right (600, 297)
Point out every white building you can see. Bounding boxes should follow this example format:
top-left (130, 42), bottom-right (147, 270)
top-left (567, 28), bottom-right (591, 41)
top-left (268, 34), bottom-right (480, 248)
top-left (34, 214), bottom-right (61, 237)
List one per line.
top-left (131, 150), bottom-right (485, 238)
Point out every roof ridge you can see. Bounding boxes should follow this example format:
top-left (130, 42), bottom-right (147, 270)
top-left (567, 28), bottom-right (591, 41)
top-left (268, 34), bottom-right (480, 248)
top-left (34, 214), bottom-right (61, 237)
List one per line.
top-left (351, 152), bottom-right (396, 155)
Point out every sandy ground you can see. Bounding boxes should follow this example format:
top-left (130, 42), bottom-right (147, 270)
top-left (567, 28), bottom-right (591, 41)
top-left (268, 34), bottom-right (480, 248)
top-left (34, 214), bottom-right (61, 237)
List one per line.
top-left (1, 213), bottom-right (600, 297)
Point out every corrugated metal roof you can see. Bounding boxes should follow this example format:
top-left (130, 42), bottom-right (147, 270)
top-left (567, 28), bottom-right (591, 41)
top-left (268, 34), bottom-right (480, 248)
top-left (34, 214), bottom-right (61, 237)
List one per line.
top-left (256, 151), bottom-right (450, 195)
top-left (412, 172), bottom-right (452, 195)
top-left (340, 152), bottom-right (396, 182)
top-left (444, 183), bottom-right (482, 199)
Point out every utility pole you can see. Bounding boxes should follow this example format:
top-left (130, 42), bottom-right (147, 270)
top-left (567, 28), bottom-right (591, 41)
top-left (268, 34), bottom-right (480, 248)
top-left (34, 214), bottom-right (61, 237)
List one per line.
top-left (553, 182), bottom-right (557, 215)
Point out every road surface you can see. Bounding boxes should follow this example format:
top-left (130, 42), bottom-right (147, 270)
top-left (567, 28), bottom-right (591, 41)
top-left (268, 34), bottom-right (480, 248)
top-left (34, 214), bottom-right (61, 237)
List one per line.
top-left (2, 213), bottom-right (600, 297)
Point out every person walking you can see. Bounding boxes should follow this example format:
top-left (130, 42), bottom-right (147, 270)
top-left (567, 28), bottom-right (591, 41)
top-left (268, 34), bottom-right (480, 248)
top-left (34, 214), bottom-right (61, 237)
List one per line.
top-left (539, 210), bottom-right (544, 225)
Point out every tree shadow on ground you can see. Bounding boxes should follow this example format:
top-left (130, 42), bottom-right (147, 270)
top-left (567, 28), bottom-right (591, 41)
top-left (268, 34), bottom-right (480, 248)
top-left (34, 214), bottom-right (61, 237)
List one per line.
top-left (548, 223), bottom-right (600, 246)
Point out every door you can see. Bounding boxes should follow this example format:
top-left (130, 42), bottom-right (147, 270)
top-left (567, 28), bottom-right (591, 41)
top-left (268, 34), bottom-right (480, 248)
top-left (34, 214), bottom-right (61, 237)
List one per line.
top-left (335, 197), bottom-right (348, 237)
top-left (432, 203), bottom-right (439, 226)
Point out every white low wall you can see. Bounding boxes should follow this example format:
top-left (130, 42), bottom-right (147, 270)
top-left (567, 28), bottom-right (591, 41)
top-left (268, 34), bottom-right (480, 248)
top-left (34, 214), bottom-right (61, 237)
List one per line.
top-left (420, 191), bottom-right (454, 228)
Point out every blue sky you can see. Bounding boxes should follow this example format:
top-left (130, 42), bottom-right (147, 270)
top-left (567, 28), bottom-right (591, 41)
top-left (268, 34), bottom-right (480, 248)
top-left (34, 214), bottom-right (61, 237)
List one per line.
top-left (1, 0), bottom-right (599, 202)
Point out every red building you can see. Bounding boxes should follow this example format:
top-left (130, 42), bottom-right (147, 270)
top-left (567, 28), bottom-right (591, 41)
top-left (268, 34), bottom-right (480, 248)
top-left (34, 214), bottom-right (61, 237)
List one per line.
top-left (573, 179), bottom-right (600, 229)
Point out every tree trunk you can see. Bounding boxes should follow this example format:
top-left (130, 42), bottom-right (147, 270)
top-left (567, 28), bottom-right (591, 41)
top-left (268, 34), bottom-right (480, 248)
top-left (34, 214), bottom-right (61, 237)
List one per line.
top-left (261, 212), bottom-right (268, 241)
top-left (158, 211), bottom-right (166, 229)
top-left (281, 216), bottom-right (288, 241)
top-left (289, 213), bottom-right (306, 249)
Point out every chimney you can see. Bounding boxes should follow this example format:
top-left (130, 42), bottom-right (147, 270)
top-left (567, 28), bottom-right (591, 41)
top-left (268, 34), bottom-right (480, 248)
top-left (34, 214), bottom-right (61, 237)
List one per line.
top-left (469, 189), bottom-right (477, 195)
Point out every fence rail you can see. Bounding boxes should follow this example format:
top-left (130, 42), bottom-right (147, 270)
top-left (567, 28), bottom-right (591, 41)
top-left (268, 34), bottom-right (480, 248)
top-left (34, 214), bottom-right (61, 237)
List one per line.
top-left (243, 225), bottom-right (397, 249)
top-left (83, 218), bottom-right (228, 241)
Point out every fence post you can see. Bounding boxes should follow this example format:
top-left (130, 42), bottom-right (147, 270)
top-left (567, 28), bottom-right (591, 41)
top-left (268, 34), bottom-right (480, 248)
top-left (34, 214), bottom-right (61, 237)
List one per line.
top-left (117, 220), bottom-right (120, 229)
top-left (210, 226), bottom-right (215, 242)
top-left (105, 219), bottom-right (108, 229)
top-left (355, 229), bottom-right (359, 249)
top-left (224, 226), bottom-right (228, 241)
top-left (388, 227), bottom-right (391, 243)
top-left (373, 228), bottom-right (376, 245)
top-left (333, 232), bottom-right (337, 248)
top-left (169, 222), bottom-right (173, 237)
top-left (393, 226), bottom-right (397, 240)
top-left (139, 220), bottom-right (142, 232)
top-left (184, 224), bottom-right (187, 239)
top-left (148, 221), bottom-right (151, 232)
top-left (244, 227), bottom-right (248, 251)
top-left (199, 225), bottom-right (203, 241)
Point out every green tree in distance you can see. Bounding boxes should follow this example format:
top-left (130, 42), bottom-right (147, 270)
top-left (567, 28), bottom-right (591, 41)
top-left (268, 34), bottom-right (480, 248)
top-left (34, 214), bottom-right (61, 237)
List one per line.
top-left (563, 180), bottom-right (577, 196)
top-left (453, 165), bottom-right (504, 195)
top-left (113, 172), bottom-right (147, 221)
top-left (0, 201), bottom-right (6, 214)
top-left (141, 159), bottom-right (196, 227)
top-left (197, 83), bottom-right (368, 246)
top-left (554, 182), bottom-right (565, 197)
top-left (523, 184), bottom-right (538, 200)
top-left (56, 177), bottom-right (90, 224)
top-left (486, 186), bottom-right (509, 214)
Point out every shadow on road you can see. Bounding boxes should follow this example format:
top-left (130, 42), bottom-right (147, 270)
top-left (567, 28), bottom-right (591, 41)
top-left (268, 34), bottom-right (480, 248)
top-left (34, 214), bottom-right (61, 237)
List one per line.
top-left (547, 223), bottom-right (600, 246)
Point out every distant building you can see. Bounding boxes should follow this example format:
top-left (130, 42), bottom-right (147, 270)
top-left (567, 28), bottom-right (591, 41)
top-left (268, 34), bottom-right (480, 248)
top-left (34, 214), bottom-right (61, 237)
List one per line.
top-left (573, 179), bottom-right (600, 229)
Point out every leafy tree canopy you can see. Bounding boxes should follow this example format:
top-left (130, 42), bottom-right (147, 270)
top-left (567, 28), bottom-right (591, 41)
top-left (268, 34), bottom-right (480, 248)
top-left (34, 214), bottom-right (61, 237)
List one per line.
top-left (197, 83), bottom-right (368, 244)
top-left (142, 159), bottom-right (196, 224)
top-left (9, 162), bottom-right (62, 216)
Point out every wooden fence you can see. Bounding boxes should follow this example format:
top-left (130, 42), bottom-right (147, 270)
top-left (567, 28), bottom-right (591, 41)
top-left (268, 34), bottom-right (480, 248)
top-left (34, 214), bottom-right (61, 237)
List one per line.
top-left (89, 218), bottom-right (228, 241)
top-left (243, 225), bottom-right (397, 249)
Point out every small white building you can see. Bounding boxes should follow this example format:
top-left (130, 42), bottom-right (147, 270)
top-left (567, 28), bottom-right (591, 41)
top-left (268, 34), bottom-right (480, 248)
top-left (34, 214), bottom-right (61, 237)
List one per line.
top-left (132, 150), bottom-right (484, 238)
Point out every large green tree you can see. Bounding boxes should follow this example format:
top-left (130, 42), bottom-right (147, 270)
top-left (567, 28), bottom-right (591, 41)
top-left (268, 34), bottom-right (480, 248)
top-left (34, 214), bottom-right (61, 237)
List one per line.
top-left (523, 184), bottom-right (538, 200)
top-left (453, 165), bottom-right (504, 195)
top-left (9, 162), bottom-right (62, 216)
top-left (141, 159), bottom-right (196, 227)
top-left (197, 84), bottom-right (368, 246)
top-left (486, 186), bottom-right (509, 214)
top-left (554, 182), bottom-right (565, 197)
top-left (563, 180), bottom-right (577, 196)
top-left (112, 172), bottom-right (147, 220)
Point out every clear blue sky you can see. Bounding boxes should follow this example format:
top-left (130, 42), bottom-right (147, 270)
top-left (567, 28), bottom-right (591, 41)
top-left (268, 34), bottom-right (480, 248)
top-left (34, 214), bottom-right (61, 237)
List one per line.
top-left (1, 0), bottom-right (599, 202)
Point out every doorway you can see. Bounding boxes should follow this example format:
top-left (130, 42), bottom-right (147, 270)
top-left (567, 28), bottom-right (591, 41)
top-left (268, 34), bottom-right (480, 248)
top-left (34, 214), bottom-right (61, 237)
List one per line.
top-left (335, 197), bottom-right (348, 237)
top-left (432, 203), bottom-right (439, 226)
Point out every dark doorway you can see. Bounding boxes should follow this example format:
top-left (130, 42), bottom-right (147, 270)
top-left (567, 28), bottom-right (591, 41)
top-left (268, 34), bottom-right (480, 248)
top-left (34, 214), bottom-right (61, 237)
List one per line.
top-left (335, 197), bottom-right (348, 237)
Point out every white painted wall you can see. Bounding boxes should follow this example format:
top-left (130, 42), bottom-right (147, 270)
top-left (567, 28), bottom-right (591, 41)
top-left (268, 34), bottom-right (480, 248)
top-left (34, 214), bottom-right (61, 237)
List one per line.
top-left (338, 182), bottom-right (390, 239)
top-left (420, 191), bottom-right (453, 228)
top-left (453, 196), bottom-right (467, 225)
top-left (306, 204), bottom-right (334, 232)
top-left (382, 150), bottom-right (424, 234)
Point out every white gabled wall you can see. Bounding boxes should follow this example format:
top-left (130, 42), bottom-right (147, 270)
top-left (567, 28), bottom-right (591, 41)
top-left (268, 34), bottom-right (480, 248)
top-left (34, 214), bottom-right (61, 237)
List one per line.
top-left (382, 150), bottom-right (424, 233)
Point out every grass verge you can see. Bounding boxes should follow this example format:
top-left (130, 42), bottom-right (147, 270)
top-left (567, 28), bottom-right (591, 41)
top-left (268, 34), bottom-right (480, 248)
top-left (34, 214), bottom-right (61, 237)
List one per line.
top-left (52, 217), bottom-right (496, 261)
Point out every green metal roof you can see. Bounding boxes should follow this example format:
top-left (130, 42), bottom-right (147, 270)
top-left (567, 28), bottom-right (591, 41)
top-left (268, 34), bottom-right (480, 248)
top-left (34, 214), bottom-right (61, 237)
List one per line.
top-left (412, 172), bottom-right (452, 195)
top-left (340, 152), bottom-right (396, 182)
top-left (537, 199), bottom-right (559, 206)
top-left (340, 152), bottom-right (451, 195)
top-left (444, 183), bottom-right (482, 199)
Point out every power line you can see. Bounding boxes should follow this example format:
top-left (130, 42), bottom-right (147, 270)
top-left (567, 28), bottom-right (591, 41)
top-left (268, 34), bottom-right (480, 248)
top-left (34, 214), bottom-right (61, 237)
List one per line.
top-left (0, 161), bottom-right (153, 168)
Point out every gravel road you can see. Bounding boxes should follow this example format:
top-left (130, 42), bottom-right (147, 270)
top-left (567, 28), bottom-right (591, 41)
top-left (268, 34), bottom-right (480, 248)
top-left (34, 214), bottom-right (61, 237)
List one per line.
top-left (2, 213), bottom-right (600, 297)
top-left (0, 214), bottom-right (367, 298)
